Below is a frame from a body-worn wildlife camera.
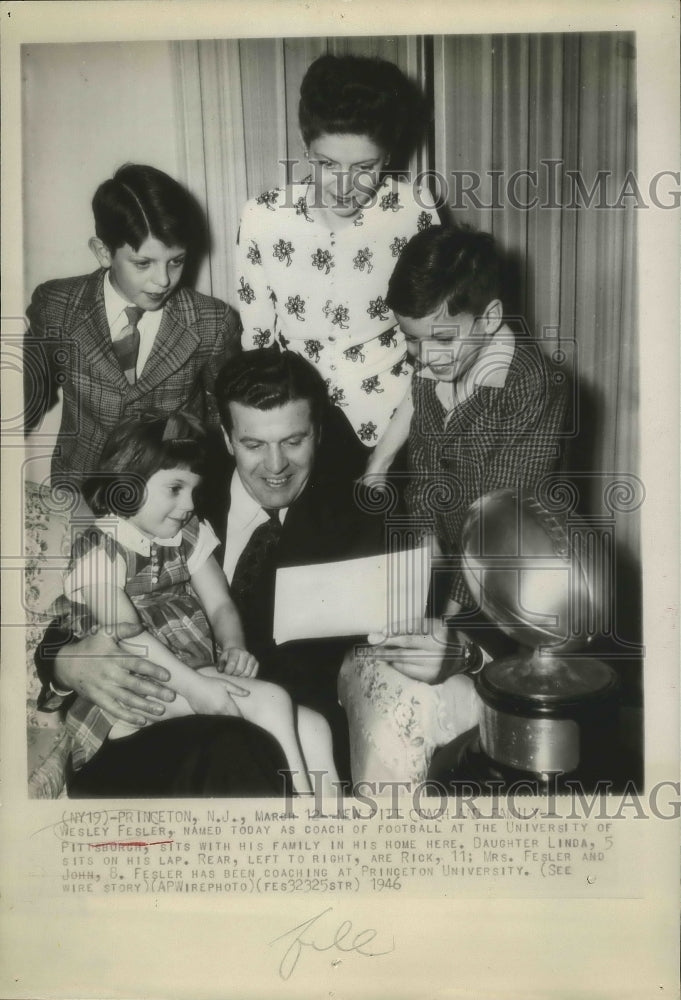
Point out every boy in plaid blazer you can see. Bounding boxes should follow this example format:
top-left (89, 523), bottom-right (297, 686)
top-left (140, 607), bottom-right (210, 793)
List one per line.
top-left (24, 164), bottom-right (240, 490)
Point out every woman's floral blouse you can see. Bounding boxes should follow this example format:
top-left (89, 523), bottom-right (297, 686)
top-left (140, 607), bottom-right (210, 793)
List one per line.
top-left (236, 178), bottom-right (438, 443)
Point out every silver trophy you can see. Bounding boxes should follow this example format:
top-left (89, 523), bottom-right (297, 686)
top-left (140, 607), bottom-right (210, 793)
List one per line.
top-left (456, 489), bottom-right (620, 785)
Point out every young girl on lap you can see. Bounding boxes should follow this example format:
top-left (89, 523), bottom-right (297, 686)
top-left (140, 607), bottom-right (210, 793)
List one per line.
top-left (58, 411), bottom-right (336, 795)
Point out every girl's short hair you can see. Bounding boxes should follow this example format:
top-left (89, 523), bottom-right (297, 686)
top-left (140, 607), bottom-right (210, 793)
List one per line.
top-left (298, 54), bottom-right (429, 163)
top-left (83, 411), bottom-right (208, 518)
top-left (92, 164), bottom-right (201, 253)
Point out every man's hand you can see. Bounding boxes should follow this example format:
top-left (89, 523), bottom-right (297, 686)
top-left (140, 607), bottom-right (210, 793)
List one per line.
top-left (53, 622), bottom-right (176, 727)
top-left (366, 618), bottom-right (469, 684)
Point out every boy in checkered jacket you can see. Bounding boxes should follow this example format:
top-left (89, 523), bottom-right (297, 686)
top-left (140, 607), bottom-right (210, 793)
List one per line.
top-left (371, 224), bottom-right (568, 614)
top-left (24, 164), bottom-right (239, 494)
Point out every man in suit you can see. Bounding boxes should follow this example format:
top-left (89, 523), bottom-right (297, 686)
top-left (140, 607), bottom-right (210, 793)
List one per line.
top-left (36, 349), bottom-right (382, 794)
top-left (212, 349), bottom-right (384, 778)
top-left (24, 164), bottom-right (239, 490)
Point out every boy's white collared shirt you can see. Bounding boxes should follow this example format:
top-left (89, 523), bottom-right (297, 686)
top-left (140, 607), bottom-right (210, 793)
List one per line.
top-left (416, 325), bottom-right (516, 424)
top-left (223, 470), bottom-right (289, 584)
top-left (104, 271), bottom-right (164, 377)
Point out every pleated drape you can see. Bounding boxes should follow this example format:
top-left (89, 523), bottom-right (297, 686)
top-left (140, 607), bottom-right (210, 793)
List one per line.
top-left (432, 34), bottom-right (639, 586)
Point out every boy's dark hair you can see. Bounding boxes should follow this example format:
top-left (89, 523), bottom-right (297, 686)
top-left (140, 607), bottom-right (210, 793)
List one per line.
top-left (215, 347), bottom-right (330, 434)
top-left (386, 225), bottom-right (504, 319)
top-left (92, 164), bottom-right (199, 253)
top-left (298, 54), bottom-right (428, 165)
top-left (83, 410), bottom-right (208, 517)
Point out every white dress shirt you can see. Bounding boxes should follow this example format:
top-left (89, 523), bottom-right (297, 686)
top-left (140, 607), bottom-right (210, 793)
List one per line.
top-left (222, 471), bottom-right (288, 584)
top-left (103, 271), bottom-right (164, 378)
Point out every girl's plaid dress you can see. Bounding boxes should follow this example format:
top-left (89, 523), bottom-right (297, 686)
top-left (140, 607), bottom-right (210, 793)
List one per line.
top-left (54, 514), bottom-right (219, 769)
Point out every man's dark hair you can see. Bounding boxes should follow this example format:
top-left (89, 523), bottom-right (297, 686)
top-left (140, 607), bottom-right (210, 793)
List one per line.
top-left (215, 347), bottom-right (331, 434)
top-left (386, 225), bottom-right (504, 319)
top-left (92, 163), bottom-right (201, 254)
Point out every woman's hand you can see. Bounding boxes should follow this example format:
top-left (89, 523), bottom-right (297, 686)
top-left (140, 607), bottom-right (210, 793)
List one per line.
top-left (359, 387), bottom-right (414, 487)
top-left (360, 455), bottom-right (392, 489)
top-left (366, 619), bottom-right (469, 683)
top-left (217, 647), bottom-right (259, 678)
top-left (53, 622), bottom-right (176, 726)
top-left (187, 676), bottom-right (250, 717)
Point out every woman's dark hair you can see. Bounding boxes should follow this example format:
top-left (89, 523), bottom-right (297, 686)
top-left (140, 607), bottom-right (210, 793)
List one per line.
top-left (92, 164), bottom-right (201, 253)
top-left (215, 346), bottom-right (330, 434)
top-left (298, 54), bottom-right (429, 163)
top-left (83, 411), bottom-right (208, 518)
top-left (386, 225), bottom-right (504, 319)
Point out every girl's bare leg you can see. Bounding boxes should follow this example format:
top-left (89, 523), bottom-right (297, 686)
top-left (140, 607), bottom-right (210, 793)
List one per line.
top-left (297, 707), bottom-right (339, 797)
top-left (198, 668), bottom-right (312, 794)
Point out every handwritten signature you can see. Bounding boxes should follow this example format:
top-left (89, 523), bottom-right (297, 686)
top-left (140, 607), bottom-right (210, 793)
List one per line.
top-left (271, 906), bottom-right (394, 980)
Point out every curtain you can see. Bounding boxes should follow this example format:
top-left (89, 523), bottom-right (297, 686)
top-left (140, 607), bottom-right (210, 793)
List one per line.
top-left (432, 33), bottom-right (639, 648)
top-left (433, 34), bottom-right (638, 477)
top-left (171, 33), bottom-right (640, 644)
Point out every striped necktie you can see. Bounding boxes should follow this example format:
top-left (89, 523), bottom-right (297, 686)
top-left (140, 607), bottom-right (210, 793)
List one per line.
top-left (113, 305), bottom-right (144, 384)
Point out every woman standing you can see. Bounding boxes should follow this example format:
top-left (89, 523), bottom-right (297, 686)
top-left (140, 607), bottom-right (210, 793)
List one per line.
top-left (236, 54), bottom-right (439, 463)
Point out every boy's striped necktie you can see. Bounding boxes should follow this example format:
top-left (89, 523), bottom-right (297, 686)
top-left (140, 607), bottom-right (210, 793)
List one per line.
top-left (113, 305), bottom-right (144, 384)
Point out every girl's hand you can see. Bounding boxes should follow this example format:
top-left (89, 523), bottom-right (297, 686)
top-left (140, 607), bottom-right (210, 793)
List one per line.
top-left (187, 676), bottom-right (250, 717)
top-left (217, 647), bottom-right (259, 678)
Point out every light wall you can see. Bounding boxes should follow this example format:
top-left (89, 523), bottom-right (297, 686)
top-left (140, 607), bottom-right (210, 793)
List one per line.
top-left (22, 41), bottom-right (181, 295)
top-left (21, 42), bottom-right (182, 480)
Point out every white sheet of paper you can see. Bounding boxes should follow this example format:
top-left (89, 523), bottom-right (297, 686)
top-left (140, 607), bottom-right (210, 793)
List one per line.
top-left (273, 545), bottom-right (431, 643)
